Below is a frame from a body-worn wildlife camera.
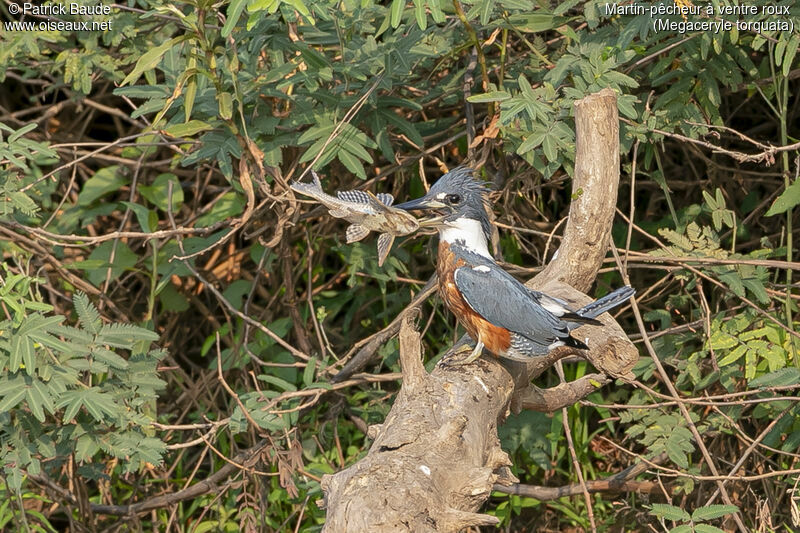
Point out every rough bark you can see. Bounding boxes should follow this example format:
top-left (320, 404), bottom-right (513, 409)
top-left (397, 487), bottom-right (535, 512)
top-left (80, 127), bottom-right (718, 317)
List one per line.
top-left (321, 88), bottom-right (638, 532)
top-left (536, 88), bottom-right (621, 291)
top-left (322, 317), bottom-right (516, 532)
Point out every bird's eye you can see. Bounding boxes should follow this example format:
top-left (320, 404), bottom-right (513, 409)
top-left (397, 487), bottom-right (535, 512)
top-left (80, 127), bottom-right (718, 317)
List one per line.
top-left (445, 194), bottom-right (462, 204)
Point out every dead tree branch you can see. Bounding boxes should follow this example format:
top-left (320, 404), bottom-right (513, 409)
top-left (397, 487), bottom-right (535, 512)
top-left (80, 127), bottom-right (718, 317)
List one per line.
top-left (494, 453), bottom-right (671, 499)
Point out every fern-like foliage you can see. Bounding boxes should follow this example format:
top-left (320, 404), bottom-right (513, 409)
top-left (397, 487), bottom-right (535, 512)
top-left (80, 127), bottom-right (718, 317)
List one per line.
top-left (0, 288), bottom-right (166, 491)
top-left (0, 122), bottom-right (58, 220)
top-left (653, 199), bottom-right (771, 306)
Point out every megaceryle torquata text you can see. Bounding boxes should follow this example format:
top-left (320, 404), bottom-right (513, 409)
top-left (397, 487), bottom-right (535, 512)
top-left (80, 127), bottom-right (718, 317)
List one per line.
top-left (396, 167), bottom-right (635, 364)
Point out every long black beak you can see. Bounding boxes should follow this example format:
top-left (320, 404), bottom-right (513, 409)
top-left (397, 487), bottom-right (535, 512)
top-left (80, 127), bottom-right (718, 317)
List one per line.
top-left (396, 195), bottom-right (448, 227)
top-left (395, 195), bottom-right (446, 211)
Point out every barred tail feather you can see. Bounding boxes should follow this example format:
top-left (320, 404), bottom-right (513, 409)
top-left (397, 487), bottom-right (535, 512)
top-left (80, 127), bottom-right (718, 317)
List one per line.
top-left (559, 311), bottom-right (602, 326)
top-left (577, 286), bottom-right (635, 319)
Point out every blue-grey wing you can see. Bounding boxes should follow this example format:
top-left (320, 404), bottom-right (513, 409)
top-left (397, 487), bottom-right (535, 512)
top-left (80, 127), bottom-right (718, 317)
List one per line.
top-left (449, 244), bottom-right (599, 326)
top-left (453, 264), bottom-right (571, 347)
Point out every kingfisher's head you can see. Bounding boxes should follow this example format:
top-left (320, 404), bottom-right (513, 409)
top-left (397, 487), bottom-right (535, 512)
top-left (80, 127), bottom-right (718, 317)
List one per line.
top-left (396, 167), bottom-right (493, 256)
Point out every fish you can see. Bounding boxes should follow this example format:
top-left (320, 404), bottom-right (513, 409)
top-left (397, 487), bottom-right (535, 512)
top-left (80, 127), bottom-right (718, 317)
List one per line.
top-left (290, 171), bottom-right (420, 266)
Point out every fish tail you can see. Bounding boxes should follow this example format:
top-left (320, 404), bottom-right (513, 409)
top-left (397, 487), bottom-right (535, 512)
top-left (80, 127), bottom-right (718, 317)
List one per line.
top-left (310, 169), bottom-right (323, 189)
top-left (291, 170), bottom-right (326, 200)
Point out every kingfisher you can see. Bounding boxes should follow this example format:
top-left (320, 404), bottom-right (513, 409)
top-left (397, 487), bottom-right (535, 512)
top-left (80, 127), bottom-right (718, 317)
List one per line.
top-left (396, 167), bottom-right (635, 364)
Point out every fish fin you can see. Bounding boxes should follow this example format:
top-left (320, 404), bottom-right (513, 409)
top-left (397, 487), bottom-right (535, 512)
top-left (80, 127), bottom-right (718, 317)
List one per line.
top-left (328, 209), bottom-right (350, 218)
top-left (376, 233), bottom-right (394, 266)
top-left (364, 191), bottom-right (391, 211)
top-left (337, 189), bottom-right (370, 203)
top-left (336, 190), bottom-right (394, 206)
top-left (376, 193), bottom-right (394, 206)
top-left (346, 224), bottom-right (370, 243)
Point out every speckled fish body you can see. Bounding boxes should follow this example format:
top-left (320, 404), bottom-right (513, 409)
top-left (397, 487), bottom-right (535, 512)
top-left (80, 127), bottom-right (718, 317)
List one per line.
top-left (291, 171), bottom-right (419, 265)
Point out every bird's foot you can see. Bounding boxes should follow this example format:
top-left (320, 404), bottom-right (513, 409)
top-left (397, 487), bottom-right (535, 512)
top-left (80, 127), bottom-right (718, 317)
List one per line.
top-left (439, 340), bottom-right (485, 367)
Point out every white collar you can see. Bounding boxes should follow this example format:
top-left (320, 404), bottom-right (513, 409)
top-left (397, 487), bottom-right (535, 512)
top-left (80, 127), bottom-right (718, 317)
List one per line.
top-left (439, 217), bottom-right (492, 259)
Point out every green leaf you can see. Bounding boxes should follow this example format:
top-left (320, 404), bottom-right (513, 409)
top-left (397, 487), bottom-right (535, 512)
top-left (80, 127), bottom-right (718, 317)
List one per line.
top-left (693, 525), bottom-right (727, 533)
top-left (259, 374), bottom-right (298, 392)
top-left (26, 383), bottom-right (45, 422)
top-left (284, 0), bottom-right (311, 17)
top-left (413, 0), bottom-right (427, 29)
top-left (480, 0), bottom-right (495, 25)
top-left (60, 391), bottom-right (84, 421)
top-left (649, 503), bottom-right (690, 522)
top-left (603, 70), bottom-right (638, 88)
top-left (303, 356), bottom-right (317, 387)
top-left (75, 435), bottom-right (99, 462)
top-left (74, 292), bottom-right (102, 335)
top-left (121, 201), bottom-right (156, 234)
top-left (121, 36), bottom-right (186, 86)
top-left (297, 123), bottom-right (334, 145)
top-left (99, 323), bottom-right (159, 345)
top-left (504, 13), bottom-right (555, 32)
top-left (0, 376), bottom-right (26, 398)
top-left (702, 189), bottom-right (717, 209)
top-left (390, 0), bottom-right (404, 28)
top-left (339, 133), bottom-right (374, 162)
top-left (517, 131), bottom-right (546, 155)
top-left (164, 120), bottom-right (214, 138)
top-left (6, 191), bottom-right (39, 216)
top-left (184, 73), bottom-right (197, 121)
top-left (542, 134), bottom-right (557, 162)
top-left (0, 387), bottom-right (26, 413)
top-left (218, 92), bottom-right (233, 120)
top-left (195, 194), bottom-right (245, 226)
top-left (691, 505), bottom-right (739, 521)
top-left (338, 148), bottom-right (366, 179)
top-left (81, 389), bottom-right (119, 421)
top-left (666, 434), bottom-right (690, 468)
top-left (739, 326), bottom-right (770, 342)
top-left (221, 0), bottom-right (248, 37)
top-left (745, 344), bottom-right (758, 380)
top-left (617, 95), bottom-right (637, 119)
top-left (78, 166), bottom-right (127, 206)
top-left (709, 329), bottom-right (738, 350)
top-left (783, 35), bottom-right (799, 77)
top-left (427, 0), bottom-right (445, 22)
top-left (10, 331), bottom-right (33, 373)
top-left (138, 173), bottom-right (185, 212)
top-left (7, 122), bottom-right (37, 143)
top-left (765, 179), bottom-right (800, 216)
top-left (31, 378), bottom-right (55, 415)
top-left (93, 347), bottom-right (130, 370)
top-left (749, 368), bottom-right (800, 388)
top-left (467, 91), bottom-right (511, 103)
top-left (86, 241), bottom-right (139, 286)
top-left (712, 211), bottom-right (722, 231)
top-left (717, 344), bottom-right (747, 366)
top-left (21, 329), bottom-right (36, 375)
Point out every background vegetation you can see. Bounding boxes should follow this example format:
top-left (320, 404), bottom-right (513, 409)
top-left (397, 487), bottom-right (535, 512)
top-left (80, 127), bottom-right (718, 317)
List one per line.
top-left (1, 0), bottom-right (799, 530)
